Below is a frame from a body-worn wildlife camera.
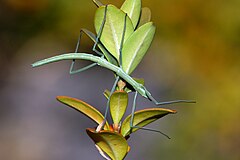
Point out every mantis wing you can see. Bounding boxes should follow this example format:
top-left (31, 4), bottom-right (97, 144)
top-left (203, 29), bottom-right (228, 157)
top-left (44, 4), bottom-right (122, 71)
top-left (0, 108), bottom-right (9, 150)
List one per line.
top-left (122, 22), bottom-right (156, 74)
top-left (94, 5), bottom-right (134, 62)
top-left (120, 0), bottom-right (141, 29)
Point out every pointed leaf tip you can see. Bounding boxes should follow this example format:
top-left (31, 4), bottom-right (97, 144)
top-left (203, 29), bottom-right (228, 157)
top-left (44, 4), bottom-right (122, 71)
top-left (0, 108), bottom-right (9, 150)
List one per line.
top-left (121, 0), bottom-right (142, 29)
top-left (122, 22), bottom-right (156, 74)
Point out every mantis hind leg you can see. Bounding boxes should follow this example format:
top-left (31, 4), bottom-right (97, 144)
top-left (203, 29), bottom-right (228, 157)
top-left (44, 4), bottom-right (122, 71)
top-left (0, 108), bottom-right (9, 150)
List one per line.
top-left (129, 92), bottom-right (171, 139)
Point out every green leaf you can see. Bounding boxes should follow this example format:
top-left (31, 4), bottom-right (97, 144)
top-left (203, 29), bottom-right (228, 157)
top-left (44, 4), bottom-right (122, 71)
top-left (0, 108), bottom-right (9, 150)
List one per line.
top-left (122, 22), bottom-right (156, 74)
top-left (57, 96), bottom-right (109, 130)
top-left (110, 91), bottom-right (128, 125)
top-left (94, 5), bottom-right (134, 62)
top-left (121, 0), bottom-right (141, 29)
top-left (81, 29), bottom-right (118, 66)
top-left (121, 108), bottom-right (176, 137)
top-left (137, 7), bottom-right (151, 28)
top-left (86, 128), bottom-right (129, 160)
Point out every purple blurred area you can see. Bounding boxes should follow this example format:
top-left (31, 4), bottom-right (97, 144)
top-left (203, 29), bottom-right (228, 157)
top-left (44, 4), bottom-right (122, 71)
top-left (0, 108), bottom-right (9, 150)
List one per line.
top-left (0, 0), bottom-right (240, 160)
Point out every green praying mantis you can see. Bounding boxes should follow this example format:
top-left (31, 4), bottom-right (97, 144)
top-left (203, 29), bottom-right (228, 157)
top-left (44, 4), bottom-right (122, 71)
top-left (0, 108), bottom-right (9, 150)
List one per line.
top-left (32, 0), bottom-right (195, 134)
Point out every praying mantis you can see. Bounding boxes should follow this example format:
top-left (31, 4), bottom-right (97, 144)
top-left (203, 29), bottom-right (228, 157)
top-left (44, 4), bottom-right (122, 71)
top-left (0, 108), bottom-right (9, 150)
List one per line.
top-left (32, 0), bottom-right (195, 134)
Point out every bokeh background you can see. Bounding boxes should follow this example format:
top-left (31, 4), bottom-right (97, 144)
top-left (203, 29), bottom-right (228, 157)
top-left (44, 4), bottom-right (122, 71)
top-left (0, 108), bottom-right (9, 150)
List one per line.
top-left (0, 0), bottom-right (239, 159)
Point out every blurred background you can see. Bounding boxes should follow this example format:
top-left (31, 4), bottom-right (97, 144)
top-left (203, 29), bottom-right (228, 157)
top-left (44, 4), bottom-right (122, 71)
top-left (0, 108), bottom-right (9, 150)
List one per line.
top-left (0, 0), bottom-right (239, 159)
